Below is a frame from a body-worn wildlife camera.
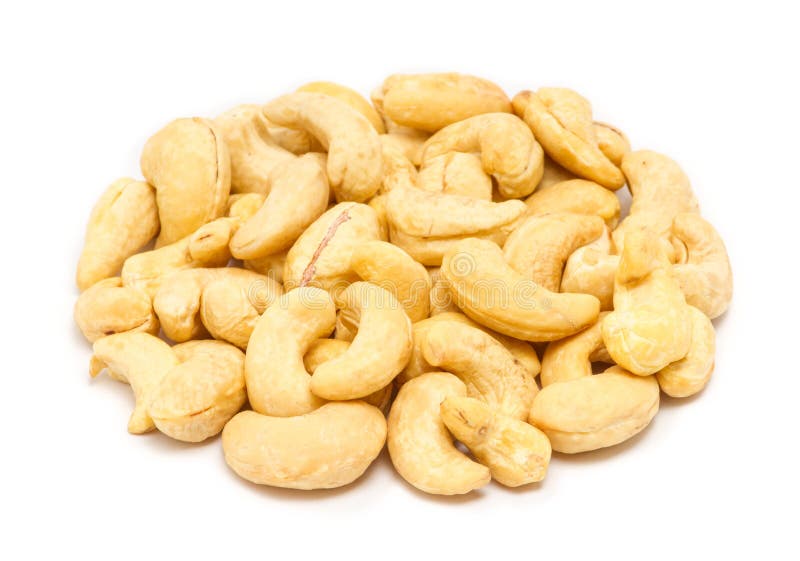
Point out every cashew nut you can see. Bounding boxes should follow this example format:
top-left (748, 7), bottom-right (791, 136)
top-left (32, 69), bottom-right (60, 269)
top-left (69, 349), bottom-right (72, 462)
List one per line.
top-left (593, 121), bottom-right (630, 166)
top-left (561, 225), bottom-right (619, 310)
top-left (243, 251), bottom-right (286, 284)
top-left (524, 179), bottom-right (621, 228)
top-left (537, 155), bottom-right (578, 191)
top-left (427, 267), bottom-right (460, 315)
top-left (417, 152), bottom-right (493, 200)
top-left (656, 306), bottom-right (716, 398)
top-left (74, 277), bottom-right (159, 342)
top-left (540, 312), bottom-right (611, 387)
top-left (226, 192), bottom-right (266, 220)
top-left (380, 129), bottom-right (428, 167)
top-left (297, 81), bottom-right (385, 133)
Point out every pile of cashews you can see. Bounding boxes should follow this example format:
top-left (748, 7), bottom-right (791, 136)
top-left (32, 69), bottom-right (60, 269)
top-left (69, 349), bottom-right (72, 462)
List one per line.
top-left (75, 73), bottom-right (733, 495)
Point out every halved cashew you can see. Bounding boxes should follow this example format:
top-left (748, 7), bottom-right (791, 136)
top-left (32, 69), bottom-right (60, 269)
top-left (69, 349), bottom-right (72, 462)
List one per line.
top-left (420, 113), bottom-right (544, 199)
top-left (263, 92), bottom-right (382, 202)
top-left (512, 89), bottom-right (624, 189)
top-left (387, 372), bottom-right (491, 495)
top-left (428, 267), bottom-right (460, 315)
top-left (297, 81), bottom-right (385, 133)
top-left (284, 202), bottom-right (382, 291)
top-left (141, 118), bottom-right (231, 246)
top-left (380, 130), bottom-right (428, 166)
top-left (77, 178), bottom-right (160, 291)
top-left (441, 238), bottom-right (600, 341)
top-left (374, 73), bottom-right (511, 133)
top-left (528, 365), bottom-right (660, 453)
top-left (420, 321), bottom-right (538, 420)
top-left (74, 277), bottom-right (159, 342)
top-left (121, 217), bottom-right (236, 298)
top-left (593, 121), bottom-right (630, 166)
top-left (537, 156), bottom-right (577, 191)
top-left (222, 401), bottom-right (387, 490)
top-left (244, 251), bottom-right (286, 283)
top-left (214, 104), bottom-right (295, 194)
top-left (602, 227), bottom-right (692, 375)
top-left (561, 226), bottom-right (619, 310)
top-left (311, 282), bottom-right (412, 400)
top-left (226, 192), bottom-right (266, 220)
top-left (245, 287), bottom-right (334, 416)
top-left (524, 179), bottom-right (621, 228)
top-left (90, 332), bottom-right (180, 434)
top-left (148, 340), bottom-right (246, 442)
top-left (417, 152), bottom-right (493, 200)
top-left (503, 213), bottom-right (605, 292)
top-left (230, 154), bottom-right (329, 259)
top-left (540, 312), bottom-right (611, 387)
top-left (657, 306), bottom-right (716, 397)
top-left (350, 241), bottom-right (431, 322)
top-left (379, 140), bottom-right (418, 193)
top-left (671, 213), bottom-right (733, 319)
top-left (440, 396), bottom-right (551, 487)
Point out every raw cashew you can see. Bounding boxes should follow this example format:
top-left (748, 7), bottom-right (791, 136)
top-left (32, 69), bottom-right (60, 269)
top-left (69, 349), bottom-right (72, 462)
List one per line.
top-left (440, 396), bottom-right (551, 487)
top-left (593, 121), bottom-right (630, 166)
top-left (524, 179), bottom-right (621, 228)
top-left (263, 92), bottom-right (382, 202)
top-left (90, 332), bottom-right (180, 434)
top-left (387, 372), bottom-right (491, 495)
top-left (226, 192), bottom-right (266, 220)
top-left (602, 227), bottom-right (692, 375)
top-left (379, 140), bottom-right (418, 193)
top-left (540, 312), bottom-right (611, 387)
top-left (74, 277), bottom-right (159, 342)
top-left (380, 129), bottom-right (428, 166)
top-left (671, 213), bottom-right (733, 319)
top-left (421, 320), bottom-right (539, 420)
top-left (310, 282), bottom-right (412, 400)
top-left (420, 113), bottom-right (544, 198)
top-left (374, 73), bottom-right (511, 133)
top-left (244, 251), bottom-right (286, 283)
top-left (77, 178), bottom-right (160, 291)
top-left (222, 401), bottom-right (386, 490)
top-left (503, 213), bottom-right (605, 292)
top-left (528, 365), bottom-right (660, 453)
top-left (441, 238), bottom-right (600, 341)
top-left (657, 306), bottom-right (716, 397)
top-left (141, 117), bottom-right (230, 246)
top-left (367, 193), bottom-right (390, 240)
top-left (537, 156), bottom-right (577, 191)
top-left (245, 287), bottom-right (334, 417)
top-left (297, 81), bottom-right (385, 133)
top-left (561, 226), bottom-right (619, 310)
top-left (149, 340), bottom-right (246, 442)
top-left (350, 240), bottom-right (431, 322)
top-left (428, 267), bottom-right (460, 315)
top-left (512, 89), bottom-right (624, 189)
top-left (418, 152), bottom-right (493, 200)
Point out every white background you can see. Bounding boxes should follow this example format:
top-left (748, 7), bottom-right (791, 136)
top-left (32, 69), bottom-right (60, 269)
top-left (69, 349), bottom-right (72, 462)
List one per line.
top-left (1, 1), bottom-right (798, 559)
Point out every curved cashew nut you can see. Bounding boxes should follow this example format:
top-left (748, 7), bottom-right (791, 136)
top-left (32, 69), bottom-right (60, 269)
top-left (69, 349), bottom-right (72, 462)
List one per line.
top-left (90, 332), bottom-right (180, 434)
top-left (524, 179), bottom-right (621, 228)
top-left (74, 277), bottom-right (159, 342)
top-left (263, 92), bottom-right (382, 202)
top-left (440, 396), bottom-right (551, 487)
top-left (367, 193), bottom-right (390, 241)
top-left (148, 340), bottom-right (246, 442)
top-left (310, 282), bottom-right (412, 400)
top-left (560, 224), bottom-right (619, 310)
top-left (671, 213), bottom-right (733, 319)
top-left (297, 81), bottom-right (385, 133)
top-left (245, 287), bottom-right (334, 417)
top-left (222, 401), bottom-right (386, 490)
top-left (77, 178), bottom-right (160, 291)
top-left (441, 238), bottom-right (600, 341)
top-left (140, 117), bottom-right (231, 246)
top-left (657, 306), bottom-right (716, 397)
top-left (226, 192), bottom-right (266, 220)
top-left (512, 89), bottom-right (624, 189)
top-left (540, 312), bottom-right (611, 387)
top-left (387, 372), bottom-right (491, 495)
top-left (420, 113), bottom-right (544, 199)
top-left (529, 365), bottom-right (659, 453)
top-left (593, 121), bottom-right (630, 166)
top-left (417, 152), bottom-right (493, 200)
top-left (503, 213), bottom-right (605, 292)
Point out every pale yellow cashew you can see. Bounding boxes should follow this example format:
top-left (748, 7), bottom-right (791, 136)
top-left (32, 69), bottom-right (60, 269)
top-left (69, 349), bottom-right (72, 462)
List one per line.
top-left (656, 306), bottom-right (716, 397)
top-left (90, 332), bottom-right (180, 434)
top-left (503, 213), bottom-right (605, 292)
top-left (149, 340), bottom-right (246, 442)
top-left (297, 81), bottom-right (386, 133)
top-left (537, 155), bottom-right (577, 191)
top-left (263, 92), bottom-right (382, 202)
top-left (420, 113), bottom-right (544, 199)
top-left (379, 139), bottom-right (418, 193)
top-left (427, 267), bottom-right (460, 315)
top-left (417, 152), bottom-right (493, 200)
top-left (367, 193), bottom-right (390, 241)
top-left (671, 213), bottom-right (733, 319)
top-left (387, 372), bottom-right (491, 495)
top-left (529, 365), bottom-right (660, 454)
top-left (226, 192), bottom-right (266, 220)
top-left (540, 312), bottom-right (611, 387)
top-left (524, 179), bottom-right (621, 228)
top-left (441, 238), bottom-right (600, 341)
top-left (76, 178), bottom-right (160, 291)
top-left (244, 251), bottom-right (286, 284)
top-left (141, 117), bottom-right (231, 246)
top-left (380, 130), bottom-right (428, 166)
top-left (223, 401), bottom-right (386, 490)
top-left (440, 396), bottom-right (551, 487)
top-left (74, 277), bottom-right (159, 343)
top-left (311, 282), bottom-right (412, 400)
top-left (561, 225), bottom-right (619, 310)
top-left (593, 121), bottom-right (631, 166)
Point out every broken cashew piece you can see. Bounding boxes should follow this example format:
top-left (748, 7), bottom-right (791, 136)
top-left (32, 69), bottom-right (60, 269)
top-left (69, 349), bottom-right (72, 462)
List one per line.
top-left (656, 306), bottom-right (716, 397)
top-left (74, 277), bottom-right (159, 342)
top-left (417, 152), bottom-right (493, 200)
top-left (524, 179), bottom-right (620, 228)
top-left (540, 312), bottom-right (611, 387)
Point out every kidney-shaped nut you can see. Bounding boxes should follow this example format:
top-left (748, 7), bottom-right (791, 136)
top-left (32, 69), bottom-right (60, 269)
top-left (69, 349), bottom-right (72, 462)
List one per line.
top-left (226, 192), bottom-right (266, 221)
top-left (442, 238), bottom-right (600, 341)
top-left (310, 282), bottom-right (412, 400)
top-left (388, 372), bottom-right (491, 495)
top-left (297, 81), bottom-right (385, 133)
top-left (263, 92), bottom-right (382, 202)
top-left (374, 73), bottom-right (511, 133)
top-left (89, 332), bottom-right (180, 434)
top-left (524, 179), bottom-right (621, 228)
top-left (593, 122), bottom-right (630, 166)
top-left (656, 305), bottom-right (716, 398)
top-left (223, 401), bottom-right (386, 490)
top-left (417, 152), bottom-right (493, 201)
top-left (74, 277), bottom-right (159, 342)
top-left (141, 117), bottom-right (231, 246)
top-left (440, 396), bottom-right (551, 487)
top-left (77, 178), bottom-right (160, 291)
top-left (540, 312), bottom-right (611, 387)
top-left (671, 213), bottom-right (733, 319)
top-left (503, 213), bottom-right (605, 292)
top-left (148, 340), bottom-right (246, 442)
top-left (528, 366), bottom-right (660, 453)
top-left (512, 89), bottom-right (624, 189)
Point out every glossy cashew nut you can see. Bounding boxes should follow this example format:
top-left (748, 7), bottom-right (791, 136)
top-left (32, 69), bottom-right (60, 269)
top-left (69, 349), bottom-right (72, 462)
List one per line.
top-left (74, 277), bottom-right (159, 342)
